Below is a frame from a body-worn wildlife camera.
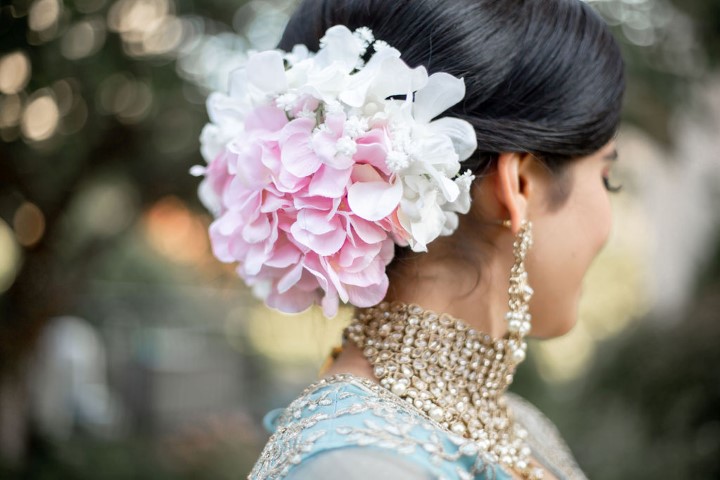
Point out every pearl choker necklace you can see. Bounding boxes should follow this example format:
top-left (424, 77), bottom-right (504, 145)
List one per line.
top-left (344, 301), bottom-right (545, 480)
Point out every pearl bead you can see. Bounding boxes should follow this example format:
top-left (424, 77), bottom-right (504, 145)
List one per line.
top-left (511, 348), bottom-right (526, 364)
top-left (429, 407), bottom-right (444, 421)
top-left (391, 382), bottom-right (407, 395)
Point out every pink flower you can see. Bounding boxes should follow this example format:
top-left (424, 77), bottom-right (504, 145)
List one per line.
top-left (200, 103), bottom-right (404, 317)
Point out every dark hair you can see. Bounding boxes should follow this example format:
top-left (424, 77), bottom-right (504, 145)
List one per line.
top-left (278, 0), bottom-right (625, 287)
top-left (278, 0), bottom-right (625, 178)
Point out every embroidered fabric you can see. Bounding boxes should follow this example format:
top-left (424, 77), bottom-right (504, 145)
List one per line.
top-left (248, 374), bottom-right (587, 480)
top-left (284, 448), bottom-right (435, 480)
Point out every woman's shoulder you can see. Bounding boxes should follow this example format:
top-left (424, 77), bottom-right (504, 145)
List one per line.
top-left (249, 373), bottom-right (512, 480)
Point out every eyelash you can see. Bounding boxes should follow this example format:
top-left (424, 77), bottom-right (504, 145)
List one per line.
top-left (603, 175), bottom-right (623, 193)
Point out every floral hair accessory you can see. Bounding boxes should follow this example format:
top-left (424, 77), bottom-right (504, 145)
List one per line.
top-left (192, 25), bottom-right (478, 318)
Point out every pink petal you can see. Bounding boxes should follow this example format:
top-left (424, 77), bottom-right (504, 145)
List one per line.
top-left (311, 130), bottom-right (338, 165)
top-left (208, 220), bottom-right (234, 262)
top-left (266, 287), bottom-right (317, 314)
top-left (319, 256), bottom-right (349, 303)
top-left (227, 141), bottom-right (270, 188)
top-left (245, 105), bottom-right (288, 132)
top-left (294, 209), bottom-right (334, 235)
top-left (264, 237), bottom-right (301, 268)
top-left (261, 191), bottom-right (292, 213)
top-left (279, 117), bottom-right (315, 143)
top-left (354, 129), bottom-right (391, 175)
top-left (277, 262), bottom-right (304, 294)
top-left (242, 214), bottom-right (271, 243)
top-left (346, 273), bottom-right (389, 307)
top-left (281, 134), bottom-right (321, 178)
top-left (293, 193), bottom-right (334, 211)
top-left (325, 113), bottom-right (346, 137)
top-left (308, 165), bottom-right (352, 198)
top-left (290, 214), bottom-right (346, 256)
top-left (274, 167), bottom-right (310, 194)
top-left (241, 243), bottom-right (269, 275)
top-left (349, 217), bottom-right (388, 244)
top-left (338, 258), bottom-right (385, 287)
top-left (321, 288), bottom-right (340, 318)
top-left (350, 163), bottom-right (384, 183)
top-left (336, 240), bottom-right (382, 270)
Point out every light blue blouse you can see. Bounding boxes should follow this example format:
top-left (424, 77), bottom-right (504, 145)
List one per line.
top-left (249, 374), bottom-right (586, 480)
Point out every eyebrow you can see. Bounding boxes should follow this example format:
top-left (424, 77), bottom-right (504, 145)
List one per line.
top-left (604, 149), bottom-right (619, 161)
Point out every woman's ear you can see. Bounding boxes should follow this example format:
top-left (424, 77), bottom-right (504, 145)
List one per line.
top-left (494, 152), bottom-right (533, 234)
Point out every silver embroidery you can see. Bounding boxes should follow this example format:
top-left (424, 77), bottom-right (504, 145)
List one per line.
top-left (248, 374), bottom-right (498, 479)
top-left (249, 374), bottom-right (585, 480)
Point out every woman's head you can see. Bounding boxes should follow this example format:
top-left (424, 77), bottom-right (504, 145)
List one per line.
top-left (279, 0), bottom-right (625, 337)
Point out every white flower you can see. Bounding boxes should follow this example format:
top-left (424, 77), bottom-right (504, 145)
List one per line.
top-left (386, 150), bottom-right (410, 171)
top-left (354, 27), bottom-right (375, 48)
top-left (197, 24), bottom-right (478, 256)
top-left (275, 92), bottom-right (298, 111)
top-left (336, 136), bottom-right (357, 156)
top-left (372, 40), bottom-right (390, 52)
top-left (344, 115), bottom-right (368, 137)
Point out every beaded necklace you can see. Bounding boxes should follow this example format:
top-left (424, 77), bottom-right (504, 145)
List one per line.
top-left (344, 301), bottom-right (545, 480)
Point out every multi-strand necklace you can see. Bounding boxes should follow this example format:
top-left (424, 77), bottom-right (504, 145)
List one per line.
top-left (344, 301), bottom-right (545, 480)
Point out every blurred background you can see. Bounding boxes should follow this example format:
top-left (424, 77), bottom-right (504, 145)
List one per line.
top-left (0, 0), bottom-right (719, 478)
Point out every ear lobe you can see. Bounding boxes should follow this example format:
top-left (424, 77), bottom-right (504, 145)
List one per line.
top-left (495, 152), bottom-right (530, 234)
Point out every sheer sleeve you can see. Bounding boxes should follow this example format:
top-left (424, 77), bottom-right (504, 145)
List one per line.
top-left (284, 447), bottom-right (435, 480)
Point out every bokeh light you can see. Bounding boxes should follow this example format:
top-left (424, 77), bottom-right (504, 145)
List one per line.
top-left (143, 196), bottom-right (209, 265)
top-left (20, 89), bottom-right (60, 142)
top-left (97, 73), bottom-right (153, 123)
top-left (0, 94), bottom-right (23, 128)
top-left (70, 177), bottom-right (138, 237)
top-left (0, 51), bottom-right (31, 95)
top-left (107, 0), bottom-right (184, 58)
top-left (75, 0), bottom-right (107, 14)
top-left (0, 219), bottom-right (23, 294)
top-left (28, 0), bottom-right (61, 33)
top-left (27, 0), bottom-right (64, 43)
top-left (60, 16), bottom-right (106, 60)
top-left (13, 202), bottom-right (46, 247)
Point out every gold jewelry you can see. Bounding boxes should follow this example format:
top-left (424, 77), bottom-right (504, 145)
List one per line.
top-left (504, 219), bottom-right (533, 364)
top-left (343, 219), bottom-right (540, 479)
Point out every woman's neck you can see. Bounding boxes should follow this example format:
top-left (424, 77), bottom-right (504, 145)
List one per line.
top-left (383, 249), bottom-right (514, 339)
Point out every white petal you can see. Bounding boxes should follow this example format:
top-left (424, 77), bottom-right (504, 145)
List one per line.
top-left (428, 117), bottom-right (478, 161)
top-left (199, 123), bottom-right (227, 163)
top-left (369, 58), bottom-right (428, 102)
top-left (347, 180), bottom-right (403, 221)
top-left (246, 50), bottom-right (288, 94)
top-left (197, 178), bottom-right (221, 215)
top-left (206, 92), bottom-right (246, 128)
top-left (410, 203), bottom-right (445, 251)
top-left (314, 25), bottom-right (364, 72)
top-left (413, 72), bottom-right (466, 123)
top-left (436, 175), bottom-right (460, 202)
top-left (441, 211), bottom-right (459, 236)
top-left (189, 165), bottom-right (206, 177)
top-left (340, 47), bottom-right (401, 107)
top-left (228, 66), bottom-right (249, 98)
